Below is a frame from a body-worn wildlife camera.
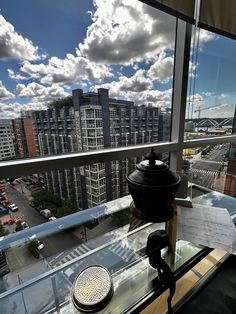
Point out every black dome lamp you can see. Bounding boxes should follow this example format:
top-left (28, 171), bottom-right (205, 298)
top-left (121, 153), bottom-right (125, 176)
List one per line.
top-left (127, 148), bottom-right (181, 313)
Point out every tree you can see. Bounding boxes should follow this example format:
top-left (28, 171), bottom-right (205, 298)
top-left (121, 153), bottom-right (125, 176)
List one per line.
top-left (182, 159), bottom-right (190, 171)
top-left (32, 189), bottom-right (61, 210)
top-left (48, 96), bottom-right (73, 109)
top-left (0, 221), bottom-right (9, 236)
top-left (56, 199), bottom-right (77, 218)
top-left (27, 240), bottom-right (40, 258)
top-left (15, 221), bottom-right (23, 232)
top-left (112, 208), bottom-right (130, 227)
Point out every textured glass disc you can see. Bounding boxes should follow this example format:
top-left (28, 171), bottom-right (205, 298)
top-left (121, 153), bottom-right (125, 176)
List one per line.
top-left (73, 266), bottom-right (112, 306)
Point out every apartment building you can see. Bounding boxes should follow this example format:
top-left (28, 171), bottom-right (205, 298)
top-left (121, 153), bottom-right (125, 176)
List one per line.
top-left (13, 117), bottom-right (39, 158)
top-left (31, 104), bottom-right (82, 206)
top-left (72, 88), bottom-right (162, 208)
top-left (31, 89), bottom-right (170, 209)
top-left (0, 119), bottom-right (16, 161)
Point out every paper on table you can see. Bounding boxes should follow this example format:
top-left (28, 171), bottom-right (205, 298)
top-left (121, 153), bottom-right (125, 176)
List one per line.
top-left (177, 204), bottom-right (236, 254)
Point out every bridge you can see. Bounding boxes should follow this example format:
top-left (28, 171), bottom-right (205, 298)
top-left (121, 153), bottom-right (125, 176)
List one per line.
top-left (187, 117), bottom-right (234, 128)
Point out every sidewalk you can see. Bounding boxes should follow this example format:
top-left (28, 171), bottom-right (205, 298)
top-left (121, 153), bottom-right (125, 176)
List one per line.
top-left (212, 172), bottom-right (226, 193)
top-left (6, 246), bottom-right (43, 273)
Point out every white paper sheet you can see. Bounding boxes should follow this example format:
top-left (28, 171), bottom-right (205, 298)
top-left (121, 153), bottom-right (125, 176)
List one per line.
top-left (177, 204), bottom-right (236, 254)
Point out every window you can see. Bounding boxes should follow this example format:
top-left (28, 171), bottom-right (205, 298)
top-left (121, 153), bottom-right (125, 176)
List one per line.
top-left (186, 28), bottom-right (236, 139)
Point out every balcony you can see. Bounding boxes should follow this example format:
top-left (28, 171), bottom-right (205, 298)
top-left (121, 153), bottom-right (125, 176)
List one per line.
top-left (2, 1), bottom-right (236, 312)
top-left (0, 182), bottom-right (234, 313)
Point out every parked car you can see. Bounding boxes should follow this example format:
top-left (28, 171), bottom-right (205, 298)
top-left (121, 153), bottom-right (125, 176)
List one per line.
top-left (0, 195), bottom-right (6, 202)
top-left (10, 204), bottom-right (18, 212)
top-left (21, 221), bottom-right (29, 229)
top-left (30, 202), bottom-right (43, 211)
top-left (28, 235), bottom-right (44, 250)
top-left (3, 218), bottom-right (14, 225)
top-left (40, 209), bottom-right (52, 218)
top-left (48, 216), bottom-right (57, 221)
top-left (3, 200), bottom-right (11, 206)
top-left (0, 207), bottom-right (9, 216)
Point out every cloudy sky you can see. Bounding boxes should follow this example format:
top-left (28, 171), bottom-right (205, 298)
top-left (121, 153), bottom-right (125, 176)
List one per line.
top-left (1, 0), bottom-right (236, 119)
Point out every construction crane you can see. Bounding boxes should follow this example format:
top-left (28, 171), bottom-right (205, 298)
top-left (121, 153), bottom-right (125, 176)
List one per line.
top-left (194, 104), bottom-right (222, 119)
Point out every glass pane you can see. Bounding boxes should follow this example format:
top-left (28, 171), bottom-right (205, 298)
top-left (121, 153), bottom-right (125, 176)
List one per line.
top-left (182, 143), bottom-right (233, 198)
top-left (0, 1), bottom-right (176, 163)
top-left (186, 28), bottom-right (236, 139)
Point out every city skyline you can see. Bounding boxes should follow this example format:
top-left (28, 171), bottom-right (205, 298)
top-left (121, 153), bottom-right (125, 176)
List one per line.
top-left (1, 1), bottom-right (236, 120)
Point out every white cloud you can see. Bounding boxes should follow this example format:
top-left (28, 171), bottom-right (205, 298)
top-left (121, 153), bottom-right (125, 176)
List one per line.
top-left (95, 70), bottom-right (172, 108)
top-left (98, 69), bottom-right (152, 94)
top-left (0, 102), bottom-right (47, 119)
top-left (8, 69), bottom-right (28, 81)
top-left (0, 102), bottom-right (23, 119)
top-left (147, 52), bottom-right (174, 83)
top-left (19, 52), bottom-right (112, 86)
top-left (202, 91), bottom-right (215, 97)
top-left (198, 29), bottom-right (217, 45)
top-left (187, 93), bottom-right (203, 105)
top-left (80, 0), bottom-right (176, 64)
top-left (16, 82), bottom-right (69, 102)
top-left (0, 14), bottom-right (40, 61)
top-left (0, 81), bottom-right (14, 98)
top-left (20, 61), bottom-right (48, 78)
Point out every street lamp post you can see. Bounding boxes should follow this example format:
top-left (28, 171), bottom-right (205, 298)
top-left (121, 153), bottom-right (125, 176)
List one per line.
top-left (20, 181), bottom-right (24, 194)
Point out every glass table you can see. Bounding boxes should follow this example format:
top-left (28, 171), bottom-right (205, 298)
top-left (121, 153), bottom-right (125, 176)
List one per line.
top-left (0, 187), bottom-right (235, 313)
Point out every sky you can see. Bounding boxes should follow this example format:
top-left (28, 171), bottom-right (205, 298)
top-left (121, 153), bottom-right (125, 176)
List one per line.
top-left (1, 0), bottom-right (236, 119)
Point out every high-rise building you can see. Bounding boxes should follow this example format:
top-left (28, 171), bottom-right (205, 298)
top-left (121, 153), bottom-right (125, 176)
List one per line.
top-left (31, 89), bottom-right (169, 209)
top-left (72, 88), bottom-right (160, 208)
top-left (13, 117), bottom-right (39, 158)
top-left (0, 119), bottom-right (16, 161)
top-left (31, 103), bottom-right (82, 206)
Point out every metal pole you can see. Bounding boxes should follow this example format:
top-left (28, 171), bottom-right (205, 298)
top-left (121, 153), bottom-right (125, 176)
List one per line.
top-left (51, 274), bottom-right (60, 314)
top-left (20, 181), bottom-right (24, 194)
top-left (168, 18), bottom-right (192, 263)
top-left (18, 274), bottom-right (28, 313)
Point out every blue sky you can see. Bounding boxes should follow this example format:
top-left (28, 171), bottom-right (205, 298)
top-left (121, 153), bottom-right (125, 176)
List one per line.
top-left (0, 0), bottom-right (236, 119)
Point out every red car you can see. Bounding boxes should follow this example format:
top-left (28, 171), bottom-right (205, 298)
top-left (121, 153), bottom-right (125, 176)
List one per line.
top-left (0, 185), bottom-right (5, 193)
top-left (3, 219), bottom-right (14, 225)
top-left (3, 200), bottom-right (11, 206)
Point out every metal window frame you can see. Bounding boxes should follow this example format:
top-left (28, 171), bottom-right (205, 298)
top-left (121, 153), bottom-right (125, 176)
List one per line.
top-left (1, 133), bottom-right (235, 179)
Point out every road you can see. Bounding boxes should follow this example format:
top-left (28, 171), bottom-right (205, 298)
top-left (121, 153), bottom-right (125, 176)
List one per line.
top-left (5, 184), bottom-right (83, 258)
top-left (191, 144), bottom-right (229, 188)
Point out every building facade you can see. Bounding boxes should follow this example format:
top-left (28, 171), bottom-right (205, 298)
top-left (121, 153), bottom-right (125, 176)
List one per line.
top-left (13, 117), bottom-right (39, 158)
top-left (0, 119), bottom-right (16, 161)
top-left (72, 89), bottom-right (161, 208)
top-left (31, 104), bottom-right (82, 206)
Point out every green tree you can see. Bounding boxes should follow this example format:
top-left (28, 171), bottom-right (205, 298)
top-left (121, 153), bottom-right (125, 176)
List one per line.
top-left (56, 199), bottom-right (77, 218)
top-left (15, 221), bottom-right (23, 232)
top-left (27, 240), bottom-right (40, 258)
top-left (224, 150), bottom-right (229, 159)
top-left (48, 96), bottom-right (73, 109)
top-left (112, 208), bottom-right (130, 227)
top-left (182, 159), bottom-right (190, 171)
top-left (32, 189), bottom-right (61, 209)
top-left (0, 221), bottom-right (9, 236)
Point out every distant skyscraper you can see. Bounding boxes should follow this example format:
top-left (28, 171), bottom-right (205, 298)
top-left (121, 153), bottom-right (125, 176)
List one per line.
top-left (0, 119), bottom-right (16, 161)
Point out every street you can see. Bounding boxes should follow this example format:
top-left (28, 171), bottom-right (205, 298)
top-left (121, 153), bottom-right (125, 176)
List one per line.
top-left (4, 184), bottom-right (83, 259)
top-left (191, 144), bottom-right (229, 188)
